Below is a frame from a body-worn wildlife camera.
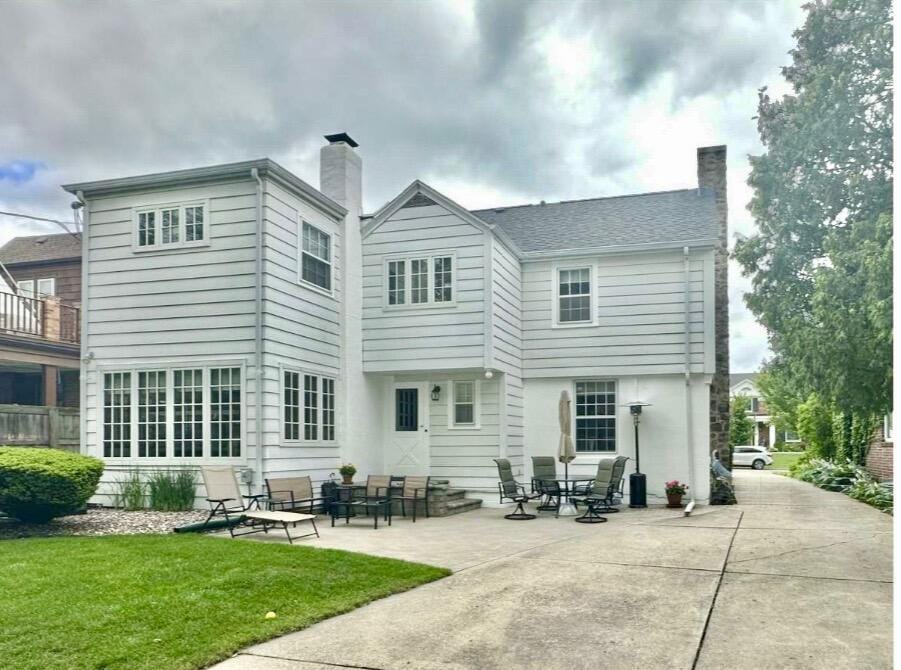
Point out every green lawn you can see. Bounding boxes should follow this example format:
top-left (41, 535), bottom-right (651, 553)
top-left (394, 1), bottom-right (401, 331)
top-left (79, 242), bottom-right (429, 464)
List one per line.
top-left (0, 534), bottom-right (449, 670)
top-left (771, 451), bottom-right (804, 470)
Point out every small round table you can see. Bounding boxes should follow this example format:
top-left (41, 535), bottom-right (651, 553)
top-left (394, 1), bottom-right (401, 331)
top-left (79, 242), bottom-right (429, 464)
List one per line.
top-left (536, 476), bottom-right (594, 517)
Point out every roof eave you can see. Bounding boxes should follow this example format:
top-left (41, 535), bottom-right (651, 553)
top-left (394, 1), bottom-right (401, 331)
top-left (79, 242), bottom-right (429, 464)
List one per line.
top-left (62, 158), bottom-right (347, 220)
top-left (518, 238), bottom-right (718, 260)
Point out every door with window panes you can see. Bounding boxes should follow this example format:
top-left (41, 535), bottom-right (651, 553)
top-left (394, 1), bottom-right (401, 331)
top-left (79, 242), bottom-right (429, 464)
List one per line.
top-left (385, 382), bottom-right (430, 475)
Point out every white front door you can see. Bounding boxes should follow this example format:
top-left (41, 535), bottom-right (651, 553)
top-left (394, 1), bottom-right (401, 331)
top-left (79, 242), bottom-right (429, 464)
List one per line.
top-left (385, 382), bottom-right (430, 475)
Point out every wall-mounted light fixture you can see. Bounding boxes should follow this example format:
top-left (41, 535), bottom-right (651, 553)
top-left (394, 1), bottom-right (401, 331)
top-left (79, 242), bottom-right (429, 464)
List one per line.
top-left (484, 369), bottom-right (494, 379)
top-left (431, 385), bottom-right (441, 401)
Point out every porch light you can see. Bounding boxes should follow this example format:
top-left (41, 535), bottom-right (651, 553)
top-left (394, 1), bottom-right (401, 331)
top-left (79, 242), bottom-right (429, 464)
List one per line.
top-left (484, 369), bottom-right (494, 379)
top-left (431, 385), bottom-right (441, 401)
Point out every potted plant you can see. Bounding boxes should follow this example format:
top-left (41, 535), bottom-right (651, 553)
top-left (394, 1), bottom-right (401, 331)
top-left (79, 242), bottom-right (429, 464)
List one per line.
top-left (339, 463), bottom-right (357, 485)
top-left (664, 480), bottom-right (688, 508)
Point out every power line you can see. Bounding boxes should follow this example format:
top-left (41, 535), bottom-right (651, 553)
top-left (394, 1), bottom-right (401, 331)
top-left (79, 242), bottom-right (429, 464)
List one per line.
top-left (0, 210), bottom-right (81, 239)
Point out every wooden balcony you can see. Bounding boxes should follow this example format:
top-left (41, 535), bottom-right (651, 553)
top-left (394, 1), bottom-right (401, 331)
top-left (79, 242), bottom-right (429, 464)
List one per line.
top-left (0, 293), bottom-right (80, 345)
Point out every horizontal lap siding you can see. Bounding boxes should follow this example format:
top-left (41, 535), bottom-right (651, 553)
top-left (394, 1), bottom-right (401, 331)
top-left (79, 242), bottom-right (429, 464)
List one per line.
top-left (260, 178), bottom-right (342, 480)
top-left (84, 180), bottom-right (260, 464)
top-left (521, 250), bottom-right (714, 378)
top-left (362, 204), bottom-right (486, 372)
top-left (492, 239), bottom-right (524, 474)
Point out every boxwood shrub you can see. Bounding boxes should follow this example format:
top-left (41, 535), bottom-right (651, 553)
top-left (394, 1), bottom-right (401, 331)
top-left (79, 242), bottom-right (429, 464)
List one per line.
top-left (0, 447), bottom-right (104, 523)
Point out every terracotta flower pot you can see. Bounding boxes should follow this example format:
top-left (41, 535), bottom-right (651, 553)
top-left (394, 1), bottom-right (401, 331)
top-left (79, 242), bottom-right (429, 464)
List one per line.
top-left (341, 474), bottom-right (354, 485)
top-left (666, 493), bottom-right (684, 508)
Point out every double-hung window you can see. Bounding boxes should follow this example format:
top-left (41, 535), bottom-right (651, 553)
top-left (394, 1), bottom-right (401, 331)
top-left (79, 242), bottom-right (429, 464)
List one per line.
top-left (134, 201), bottom-right (207, 250)
top-left (557, 267), bottom-right (593, 324)
top-left (574, 381), bottom-right (616, 452)
top-left (17, 278), bottom-right (55, 298)
top-left (300, 222), bottom-right (331, 291)
top-left (450, 380), bottom-right (478, 428)
top-left (386, 254), bottom-right (454, 306)
top-left (102, 366), bottom-right (240, 459)
top-left (283, 370), bottom-right (336, 442)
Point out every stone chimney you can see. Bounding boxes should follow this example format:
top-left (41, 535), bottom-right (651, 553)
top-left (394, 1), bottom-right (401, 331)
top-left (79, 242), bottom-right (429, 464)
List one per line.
top-left (320, 132), bottom-right (362, 216)
top-left (697, 145), bottom-right (731, 470)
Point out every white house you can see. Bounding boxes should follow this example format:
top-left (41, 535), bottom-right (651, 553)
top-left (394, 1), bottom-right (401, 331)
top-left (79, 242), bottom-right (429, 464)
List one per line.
top-left (729, 372), bottom-right (800, 448)
top-left (63, 134), bottom-right (729, 506)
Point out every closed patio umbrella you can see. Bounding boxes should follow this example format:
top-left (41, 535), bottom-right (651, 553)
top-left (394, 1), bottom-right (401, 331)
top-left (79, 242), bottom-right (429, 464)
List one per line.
top-left (558, 390), bottom-right (576, 479)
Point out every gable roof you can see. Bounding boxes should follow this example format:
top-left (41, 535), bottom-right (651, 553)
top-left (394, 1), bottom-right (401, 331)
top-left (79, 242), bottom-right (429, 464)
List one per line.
top-left (0, 233), bottom-right (82, 266)
top-left (730, 372), bottom-right (758, 389)
top-left (470, 188), bottom-right (718, 255)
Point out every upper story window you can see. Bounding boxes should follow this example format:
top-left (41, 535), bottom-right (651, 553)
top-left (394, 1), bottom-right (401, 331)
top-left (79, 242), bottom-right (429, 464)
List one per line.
top-left (556, 267), bottom-right (593, 325)
top-left (301, 222), bottom-right (331, 291)
top-left (134, 201), bottom-right (208, 250)
top-left (385, 254), bottom-right (454, 307)
top-left (17, 278), bottom-right (55, 298)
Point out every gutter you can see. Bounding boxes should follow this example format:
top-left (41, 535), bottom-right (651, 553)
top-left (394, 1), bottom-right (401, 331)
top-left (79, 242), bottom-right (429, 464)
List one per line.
top-left (251, 169), bottom-right (265, 493)
top-left (683, 246), bottom-right (696, 515)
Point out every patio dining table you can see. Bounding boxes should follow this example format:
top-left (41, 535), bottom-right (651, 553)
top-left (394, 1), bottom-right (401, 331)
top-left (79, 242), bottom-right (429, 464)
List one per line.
top-left (536, 475), bottom-right (594, 516)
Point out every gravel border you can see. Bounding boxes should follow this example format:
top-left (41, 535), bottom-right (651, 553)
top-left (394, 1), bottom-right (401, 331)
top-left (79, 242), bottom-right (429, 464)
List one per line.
top-left (0, 507), bottom-right (210, 539)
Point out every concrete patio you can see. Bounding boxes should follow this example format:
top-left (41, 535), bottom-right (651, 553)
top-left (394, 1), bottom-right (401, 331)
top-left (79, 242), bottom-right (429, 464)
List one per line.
top-left (213, 470), bottom-right (893, 670)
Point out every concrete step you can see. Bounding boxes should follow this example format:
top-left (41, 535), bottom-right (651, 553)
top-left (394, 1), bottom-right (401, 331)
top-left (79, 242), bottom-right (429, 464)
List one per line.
top-left (440, 497), bottom-right (483, 517)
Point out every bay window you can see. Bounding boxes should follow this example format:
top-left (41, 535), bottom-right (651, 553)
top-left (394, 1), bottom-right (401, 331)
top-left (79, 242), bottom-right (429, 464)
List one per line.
top-left (385, 254), bottom-right (454, 306)
top-left (102, 366), bottom-right (241, 459)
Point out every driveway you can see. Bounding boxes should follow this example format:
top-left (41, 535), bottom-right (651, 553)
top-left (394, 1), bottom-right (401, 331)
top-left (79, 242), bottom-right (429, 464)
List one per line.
top-left (213, 470), bottom-right (892, 670)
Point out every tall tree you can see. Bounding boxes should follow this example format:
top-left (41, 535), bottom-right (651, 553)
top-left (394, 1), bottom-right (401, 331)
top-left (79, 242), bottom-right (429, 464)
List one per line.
top-left (735, 0), bottom-right (893, 415)
top-left (729, 395), bottom-right (756, 447)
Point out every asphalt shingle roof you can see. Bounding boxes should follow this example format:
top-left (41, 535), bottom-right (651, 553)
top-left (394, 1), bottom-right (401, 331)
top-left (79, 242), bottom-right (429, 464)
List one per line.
top-left (471, 187), bottom-right (718, 253)
top-left (730, 372), bottom-right (759, 387)
top-left (0, 233), bottom-right (82, 265)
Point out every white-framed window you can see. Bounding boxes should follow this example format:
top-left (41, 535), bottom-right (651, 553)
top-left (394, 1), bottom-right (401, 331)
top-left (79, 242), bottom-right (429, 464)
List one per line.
top-left (101, 365), bottom-right (241, 459)
top-left (784, 429), bottom-right (801, 443)
top-left (447, 380), bottom-right (480, 429)
top-left (103, 372), bottom-right (132, 458)
top-left (133, 200), bottom-right (209, 250)
top-left (385, 253), bottom-right (455, 307)
top-left (16, 278), bottom-right (55, 298)
top-left (885, 414), bottom-right (893, 442)
top-left (283, 369), bottom-right (337, 443)
top-left (574, 380), bottom-right (616, 452)
top-left (555, 267), bottom-right (594, 325)
top-left (300, 221), bottom-right (331, 291)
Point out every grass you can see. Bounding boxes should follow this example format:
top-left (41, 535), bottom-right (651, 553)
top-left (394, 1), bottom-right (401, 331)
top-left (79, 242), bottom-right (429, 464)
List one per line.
top-left (0, 534), bottom-right (449, 670)
top-left (770, 451), bottom-right (804, 470)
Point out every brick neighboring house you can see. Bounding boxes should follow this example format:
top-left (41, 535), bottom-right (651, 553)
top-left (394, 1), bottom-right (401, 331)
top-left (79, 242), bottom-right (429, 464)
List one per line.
top-left (0, 233), bottom-right (82, 449)
top-left (865, 415), bottom-right (893, 481)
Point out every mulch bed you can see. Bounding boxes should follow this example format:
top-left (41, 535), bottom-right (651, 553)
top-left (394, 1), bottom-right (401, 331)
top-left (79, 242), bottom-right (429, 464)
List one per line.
top-left (0, 507), bottom-right (209, 539)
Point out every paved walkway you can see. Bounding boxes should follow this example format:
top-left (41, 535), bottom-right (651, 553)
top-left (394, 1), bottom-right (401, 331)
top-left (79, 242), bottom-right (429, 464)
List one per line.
top-left (213, 471), bottom-right (892, 670)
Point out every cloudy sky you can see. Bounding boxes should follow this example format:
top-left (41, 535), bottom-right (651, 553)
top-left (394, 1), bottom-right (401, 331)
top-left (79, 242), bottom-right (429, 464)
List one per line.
top-left (0, 0), bottom-right (807, 371)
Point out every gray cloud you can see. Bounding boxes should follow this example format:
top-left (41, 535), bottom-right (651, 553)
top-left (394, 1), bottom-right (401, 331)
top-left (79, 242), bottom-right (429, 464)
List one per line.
top-left (0, 0), bottom-right (803, 369)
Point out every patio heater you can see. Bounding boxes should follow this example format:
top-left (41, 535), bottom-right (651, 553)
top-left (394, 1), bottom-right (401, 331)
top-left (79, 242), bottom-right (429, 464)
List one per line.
top-left (624, 402), bottom-right (651, 508)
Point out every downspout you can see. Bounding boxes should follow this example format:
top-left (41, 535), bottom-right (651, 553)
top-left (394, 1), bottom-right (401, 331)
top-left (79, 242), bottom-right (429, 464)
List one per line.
top-left (683, 246), bottom-right (696, 515)
top-left (77, 190), bottom-right (88, 456)
top-left (251, 169), bottom-right (264, 494)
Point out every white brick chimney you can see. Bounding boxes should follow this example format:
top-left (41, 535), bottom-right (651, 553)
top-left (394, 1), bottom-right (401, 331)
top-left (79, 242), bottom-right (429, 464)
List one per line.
top-left (320, 132), bottom-right (362, 216)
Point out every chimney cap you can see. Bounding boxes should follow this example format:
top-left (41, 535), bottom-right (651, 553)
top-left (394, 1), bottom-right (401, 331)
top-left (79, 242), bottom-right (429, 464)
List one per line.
top-left (324, 132), bottom-right (359, 148)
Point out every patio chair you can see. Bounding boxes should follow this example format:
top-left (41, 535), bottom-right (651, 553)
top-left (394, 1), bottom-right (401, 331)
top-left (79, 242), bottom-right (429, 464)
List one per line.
top-left (201, 466), bottom-right (266, 525)
top-left (330, 474), bottom-right (393, 529)
top-left (529, 456), bottom-right (563, 513)
top-left (392, 475), bottom-right (430, 522)
top-left (494, 458), bottom-right (537, 520)
top-left (570, 456), bottom-right (628, 523)
top-left (265, 475), bottom-right (326, 514)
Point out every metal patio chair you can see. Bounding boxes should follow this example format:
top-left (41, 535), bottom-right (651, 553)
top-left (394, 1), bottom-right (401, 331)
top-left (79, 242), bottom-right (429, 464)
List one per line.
top-left (265, 475), bottom-right (326, 514)
top-left (531, 456), bottom-right (562, 513)
top-left (330, 474), bottom-right (393, 529)
top-left (571, 456), bottom-right (628, 523)
top-left (494, 458), bottom-right (537, 520)
top-left (392, 475), bottom-right (431, 522)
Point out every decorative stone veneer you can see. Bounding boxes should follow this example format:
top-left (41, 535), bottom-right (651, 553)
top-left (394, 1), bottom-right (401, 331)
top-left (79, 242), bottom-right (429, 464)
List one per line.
top-left (697, 146), bottom-right (731, 471)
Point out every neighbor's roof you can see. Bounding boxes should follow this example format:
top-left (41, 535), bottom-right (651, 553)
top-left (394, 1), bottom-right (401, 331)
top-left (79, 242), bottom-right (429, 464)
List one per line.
top-left (730, 372), bottom-right (758, 387)
top-left (471, 187), bottom-right (718, 254)
top-left (0, 233), bottom-right (82, 265)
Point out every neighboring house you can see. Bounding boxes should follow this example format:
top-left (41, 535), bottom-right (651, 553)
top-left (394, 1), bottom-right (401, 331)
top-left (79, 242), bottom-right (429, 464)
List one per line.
top-left (729, 372), bottom-right (800, 448)
top-left (63, 136), bottom-right (729, 504)
top-left (865, 414), bottom-right (893, 482)
top-left (0, 233), bottom-right (82, 448)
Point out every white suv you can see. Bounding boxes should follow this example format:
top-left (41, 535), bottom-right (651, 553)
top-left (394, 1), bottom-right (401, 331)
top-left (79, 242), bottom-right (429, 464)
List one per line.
top-left (732, 446), bottom-right (773, 470)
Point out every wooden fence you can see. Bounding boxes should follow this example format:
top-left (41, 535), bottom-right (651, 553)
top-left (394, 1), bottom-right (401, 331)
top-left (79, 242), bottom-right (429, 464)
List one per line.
top-left (0, 404), bottom-right (80, 451)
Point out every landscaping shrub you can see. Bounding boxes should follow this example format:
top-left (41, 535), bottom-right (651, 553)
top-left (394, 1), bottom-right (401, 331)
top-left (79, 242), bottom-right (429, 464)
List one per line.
top-left (115, 470), bottom-right (146, 510)
top-left (791, 456), bottom-right (893, 515)
top-left (0, 447), bottom-right (104, 522)
top-left (147, 469), bottom-right (196, 511)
